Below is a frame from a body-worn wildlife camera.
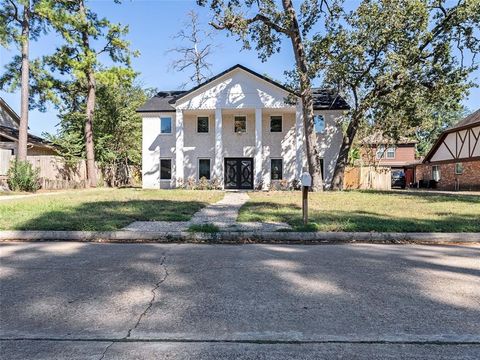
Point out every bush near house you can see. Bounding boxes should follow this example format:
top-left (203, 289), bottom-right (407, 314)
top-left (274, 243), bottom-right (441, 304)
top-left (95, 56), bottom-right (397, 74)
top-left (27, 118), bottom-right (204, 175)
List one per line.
top-left (7, 161), bottom-right (40, 192)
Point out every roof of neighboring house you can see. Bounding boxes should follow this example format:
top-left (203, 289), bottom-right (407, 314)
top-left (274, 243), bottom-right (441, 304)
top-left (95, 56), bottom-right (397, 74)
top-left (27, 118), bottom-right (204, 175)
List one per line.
top-left (137, 64), bottom-right (350, 112)
top-left (423, 109), bottom-right (480, 163)
top-left (446, 109), bottom-right (480, 132)
top-left (361, 132), bottom-right (417, 145)
top-left (0, 97), bottom-right (20, 128)
top-left (0, 125), bottom-right (54, 149)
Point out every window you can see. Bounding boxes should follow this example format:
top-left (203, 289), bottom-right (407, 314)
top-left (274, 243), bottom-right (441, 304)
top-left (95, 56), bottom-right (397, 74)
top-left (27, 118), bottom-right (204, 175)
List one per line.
top-left (386, 147), bottom-right (396, 159)
top-left (234, 116), bottom-right (247, 133)
top-left (313, 115), bottom-right (325, 134)
top-left (455, 162), bottom-right (464, 175)
top-left (271, 159), bottom-right (283, 180)
top-left (160, 117), bottom-right (172, 134)
top-left (432, 165), bottom-right (441, 181)
top-left (160, 159), bottom-right (172, 180)
top-left (376, 145), bottom-right (386, 159)
top-left (198, 159), bottom-right (211, 180)
top-left (270, 116), bottom-right (282, 132)
top-left (197, 116), bottom-right (209, 133)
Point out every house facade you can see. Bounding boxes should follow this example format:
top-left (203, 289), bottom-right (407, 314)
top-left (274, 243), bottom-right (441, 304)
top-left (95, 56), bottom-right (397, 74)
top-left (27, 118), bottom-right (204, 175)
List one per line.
top-left (416, 109), bottom-right (480, 191)
top-left (1, 97), bottom-right (57, 177)
top-left (138, 65), bottom-right (349, 190)
top-left (360, 133), bottom-right (421, 187)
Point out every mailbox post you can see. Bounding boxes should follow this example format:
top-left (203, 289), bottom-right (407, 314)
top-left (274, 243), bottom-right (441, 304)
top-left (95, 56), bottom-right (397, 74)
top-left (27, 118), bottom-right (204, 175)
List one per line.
top-left (301, 172), bottom-right (312, 225)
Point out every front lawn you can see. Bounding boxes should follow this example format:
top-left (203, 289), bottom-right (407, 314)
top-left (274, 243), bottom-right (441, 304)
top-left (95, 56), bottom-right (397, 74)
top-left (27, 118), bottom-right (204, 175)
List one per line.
top-left (238, 190), bottom-right (480, 232)
top-left (0, 188), bottom-right (223, 231)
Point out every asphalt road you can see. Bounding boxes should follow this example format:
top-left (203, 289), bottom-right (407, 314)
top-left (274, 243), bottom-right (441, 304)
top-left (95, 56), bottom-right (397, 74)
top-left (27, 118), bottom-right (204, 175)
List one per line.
top-left (1, 242), bottom-right (479, 359)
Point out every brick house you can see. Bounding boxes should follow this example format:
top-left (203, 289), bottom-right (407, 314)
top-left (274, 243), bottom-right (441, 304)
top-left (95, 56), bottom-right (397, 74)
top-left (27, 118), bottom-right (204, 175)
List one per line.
top-left (360, 133), bottom-right (421, 187)
top-left (416, 109), bottom-right (480, 191)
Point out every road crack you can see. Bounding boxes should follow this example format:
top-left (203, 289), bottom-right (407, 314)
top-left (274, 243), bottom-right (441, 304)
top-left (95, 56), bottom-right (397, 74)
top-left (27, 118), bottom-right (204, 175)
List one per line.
top-left (98, 252), bottom-right (170, 359)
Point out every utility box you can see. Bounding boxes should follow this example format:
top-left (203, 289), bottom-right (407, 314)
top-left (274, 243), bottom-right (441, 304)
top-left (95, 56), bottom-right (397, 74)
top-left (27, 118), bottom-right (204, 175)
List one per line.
top-left (301, 172), bottom-right (312, 187)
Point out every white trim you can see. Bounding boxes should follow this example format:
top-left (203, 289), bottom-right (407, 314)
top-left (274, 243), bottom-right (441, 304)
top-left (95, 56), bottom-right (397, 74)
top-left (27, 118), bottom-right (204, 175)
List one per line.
top-left (295, 103), bottom-right (304, 178)
top-left (254, 108), bottom-right (263, 189)
top-left (214, 108), bottom-right (223, 184)
top-left (175, 109), bottom-right (184, 186)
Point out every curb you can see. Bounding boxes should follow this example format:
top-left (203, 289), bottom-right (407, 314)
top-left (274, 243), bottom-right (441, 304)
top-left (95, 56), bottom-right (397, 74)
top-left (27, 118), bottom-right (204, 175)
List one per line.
top-left (0, 231), bottom-right (479, 244)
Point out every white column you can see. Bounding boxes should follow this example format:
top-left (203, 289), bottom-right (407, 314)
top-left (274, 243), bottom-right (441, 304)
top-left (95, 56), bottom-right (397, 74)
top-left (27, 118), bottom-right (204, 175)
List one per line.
top-left (214, 108), bottom-right (223, 185)
top-left (175, 109), bottom-right (184, 187)
top-left (295, 103), bottom-right (304, 179)
top-left (254, 108), bottom-right (263, 189)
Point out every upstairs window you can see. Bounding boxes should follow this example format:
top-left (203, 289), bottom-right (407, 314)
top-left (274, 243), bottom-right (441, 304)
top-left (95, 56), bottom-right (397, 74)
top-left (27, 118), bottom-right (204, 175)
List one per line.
top-left (197, 116), bottom-right (209, 133)
top-left (376, 145), bottom-right (386, 159)
top-left (313, 115), bottom-right (325, 134)
top-left (160, 117), bottom-right (172, 134)
top-left (386, 147), bottom-right (396, 159)
top-left (455, 162), bottom-right (464, 175)
top-left (271, 159), bottom-right (283, 180)
top-left (270, 116), bottom-right (282, 132)
top-left (234, 116), bottom-right (247, 133)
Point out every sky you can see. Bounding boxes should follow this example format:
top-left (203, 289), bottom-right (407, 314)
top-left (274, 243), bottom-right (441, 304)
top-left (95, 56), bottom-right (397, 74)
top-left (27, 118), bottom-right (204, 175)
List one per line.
top-left (0, 0), bottom-right (479, 137)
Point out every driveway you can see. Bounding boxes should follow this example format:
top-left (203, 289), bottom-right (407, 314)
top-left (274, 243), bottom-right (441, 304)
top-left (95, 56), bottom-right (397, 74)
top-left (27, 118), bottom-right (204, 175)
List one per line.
top-left (1, 243), bottom-right (479, 359)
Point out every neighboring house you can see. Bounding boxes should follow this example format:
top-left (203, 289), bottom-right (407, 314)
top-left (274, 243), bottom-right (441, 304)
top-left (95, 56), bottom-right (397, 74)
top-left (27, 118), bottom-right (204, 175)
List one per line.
top-left (360, 133), bottom-right (421, 187)
top-left (0, 97), bottom-right (57, 177)
top-left (138, 64), bottom-right (349, 190)
top-left (416, 109), bottom-right (480, 191)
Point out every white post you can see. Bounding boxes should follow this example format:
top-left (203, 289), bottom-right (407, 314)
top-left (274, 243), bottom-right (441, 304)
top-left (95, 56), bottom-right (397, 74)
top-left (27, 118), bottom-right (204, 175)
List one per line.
top-left (254, 108), bottom-right (263, 190)
top-left (295, 103), bottom-right (304, 179)
top-left (175, 109), bottom-right (184, 187)
top-left (214, 108), bottom-right (223, 185)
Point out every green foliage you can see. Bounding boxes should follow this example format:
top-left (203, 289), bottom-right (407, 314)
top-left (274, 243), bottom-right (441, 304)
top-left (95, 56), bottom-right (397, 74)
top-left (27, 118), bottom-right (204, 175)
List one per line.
top-left (347, 147), bottom-right (360, 166)
top-left (7, 160), bottom-right (40, 192)
top-left (46, 68), bottom-right (151, 183)
top-left (313, 0), bottom-right (479, 139)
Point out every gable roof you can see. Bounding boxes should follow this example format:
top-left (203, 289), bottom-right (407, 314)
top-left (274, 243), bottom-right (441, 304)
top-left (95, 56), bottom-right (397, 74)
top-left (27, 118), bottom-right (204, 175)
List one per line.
top-left (137, 64), bottom-right (350, 113)
top-left (0, 97), bottom-right (20, 128)
top-left (0, 125), bottom-right (54, 149)
top-left (423, 109), bottom-right (480, 162)
top-left (361, 131), bottom-right (417, 145)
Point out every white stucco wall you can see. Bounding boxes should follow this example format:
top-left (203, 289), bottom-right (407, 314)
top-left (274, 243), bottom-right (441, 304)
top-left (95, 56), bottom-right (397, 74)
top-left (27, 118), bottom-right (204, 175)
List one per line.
top-left (141, 68), bottom-right (346, 189)
top-left (142, 112), bottom-right (176, 189)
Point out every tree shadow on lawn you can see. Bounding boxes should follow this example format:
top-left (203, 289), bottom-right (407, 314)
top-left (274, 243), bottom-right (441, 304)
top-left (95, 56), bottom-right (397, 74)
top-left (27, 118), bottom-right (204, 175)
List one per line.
top-left (239, 201), bottom-right (480, 232)
top-left (12, 199), bottom-right (209, 231)
top-left (357, 190), bottom-right (480, 204)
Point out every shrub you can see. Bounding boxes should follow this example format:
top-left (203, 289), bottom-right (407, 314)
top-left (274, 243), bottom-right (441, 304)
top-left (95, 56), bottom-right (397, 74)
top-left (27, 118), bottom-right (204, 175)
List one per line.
top-left (7, 160), bottom-right (40, 192)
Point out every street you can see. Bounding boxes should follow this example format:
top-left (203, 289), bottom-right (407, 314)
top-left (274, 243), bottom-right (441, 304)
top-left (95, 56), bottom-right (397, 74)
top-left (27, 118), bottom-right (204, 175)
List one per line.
top-left (1, 242), bottom-right (479, 359)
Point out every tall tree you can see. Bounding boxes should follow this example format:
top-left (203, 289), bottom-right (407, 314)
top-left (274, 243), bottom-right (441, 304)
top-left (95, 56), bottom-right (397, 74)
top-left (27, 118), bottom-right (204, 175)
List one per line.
top-left (0, 0), bottom-right (48, 161)
top-left (47, 68), bottom-right (151, 186)
top-left (168, 10), bottom-right (215, 87)
top-left (198, 0), bottom-right (339, 191)
top-left (312, 0), bottom-right (480, 190)
top-left (41, 0), bottom-right (134, 187)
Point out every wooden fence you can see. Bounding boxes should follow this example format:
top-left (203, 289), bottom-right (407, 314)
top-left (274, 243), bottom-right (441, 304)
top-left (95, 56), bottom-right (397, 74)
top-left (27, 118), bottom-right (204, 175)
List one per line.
top-left (344, 166), bottom-right (391, 190)
top-left (1, 154), bottom-right (97, 190)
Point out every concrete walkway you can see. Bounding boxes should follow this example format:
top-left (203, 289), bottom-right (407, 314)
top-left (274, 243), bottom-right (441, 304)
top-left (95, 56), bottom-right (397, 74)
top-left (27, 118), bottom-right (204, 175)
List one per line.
top-left (124, 191), bottom-right (291, 233)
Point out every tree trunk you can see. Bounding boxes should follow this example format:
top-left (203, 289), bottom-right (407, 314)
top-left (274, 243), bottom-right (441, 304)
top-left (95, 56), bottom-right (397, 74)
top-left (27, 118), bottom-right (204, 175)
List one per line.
top-left (282, 0), bottom-right (323, 191)
top-left (331, 114), bottom-right (361, 190)
top-left (17, 2), bottom-right (30, 162)
top-left (80, 0), bottom-right (97, 187)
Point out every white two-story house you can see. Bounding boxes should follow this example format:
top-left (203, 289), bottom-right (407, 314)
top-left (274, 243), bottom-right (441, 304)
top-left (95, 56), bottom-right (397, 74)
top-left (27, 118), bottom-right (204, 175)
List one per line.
top-left (138, 64), bottom-right (349, 190)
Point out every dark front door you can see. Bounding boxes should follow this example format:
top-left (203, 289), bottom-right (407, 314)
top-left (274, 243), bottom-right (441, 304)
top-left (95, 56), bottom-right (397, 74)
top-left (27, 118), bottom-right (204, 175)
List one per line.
top-left (224, 158), bottom-right (254, 189)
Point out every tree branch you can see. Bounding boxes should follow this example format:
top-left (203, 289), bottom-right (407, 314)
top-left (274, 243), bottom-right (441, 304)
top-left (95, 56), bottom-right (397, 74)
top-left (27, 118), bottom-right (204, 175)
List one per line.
top-left (7, 0), bottom-right (22, 25)
top-left (210, 13), bottom-right (292, 36)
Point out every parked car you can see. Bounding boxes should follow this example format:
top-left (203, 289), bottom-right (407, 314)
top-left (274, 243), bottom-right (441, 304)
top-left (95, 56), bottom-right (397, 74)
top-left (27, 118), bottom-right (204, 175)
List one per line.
top-left (391, 170), bottom-right (406, 189)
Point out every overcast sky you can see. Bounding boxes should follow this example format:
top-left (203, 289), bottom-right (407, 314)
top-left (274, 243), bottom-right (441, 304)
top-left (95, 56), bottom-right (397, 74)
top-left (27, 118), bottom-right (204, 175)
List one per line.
top-left (0, 0), bottom-right (479, 137)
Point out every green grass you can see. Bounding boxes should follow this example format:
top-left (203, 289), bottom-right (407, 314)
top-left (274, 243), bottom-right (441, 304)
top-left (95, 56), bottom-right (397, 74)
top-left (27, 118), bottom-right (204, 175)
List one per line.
top-left (0, 188), bottom-right (223, 231)
top-left (238, 190), bottom-right (480, 232)
top-left (188, 223), bottom-right (220, 233)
